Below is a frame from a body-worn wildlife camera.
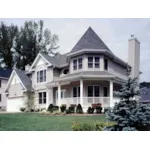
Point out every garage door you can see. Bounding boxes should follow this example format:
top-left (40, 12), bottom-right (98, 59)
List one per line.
top-left (7, 97), bottom-right (24, 112)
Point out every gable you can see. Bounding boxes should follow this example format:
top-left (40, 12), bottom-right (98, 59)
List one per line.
top-left (11, 74), bottom-right (20, 85)
top-left (29, 53), bottom-right (52, 71)
top-left (5, 71), bottom-right (27, 93)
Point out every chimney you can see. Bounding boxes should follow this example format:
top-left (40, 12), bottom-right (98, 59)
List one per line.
top-left (25, 64), bottom-right (30, 71)
top-left (128, 35), bottom-right (140, 78)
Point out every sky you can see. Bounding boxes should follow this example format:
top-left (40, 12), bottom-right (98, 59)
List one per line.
top-left (0, 18), bottom-right (149, 82)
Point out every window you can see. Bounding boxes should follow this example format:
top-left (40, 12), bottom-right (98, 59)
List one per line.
top-left (73, 58), bottom-right (83, 70)
top-left (73, 60), bottom-right (77, 70)
top-left (38, 92), bottom-right (46, 104)
top-left (88, 86), bottom-right (100, 97)
top-left (104, 58), bottom-right (108, 70)
top-left (95, 57), bottom-right (100, 68)
top-left (0, 94), bottom-right (1, 102)
top-left (37, 69), bottom-right (46, 83)
top-left (78, 58), bottom-right (82, 69)
top-left (88, 57), bottom-right (93, 68)
top-left (73, 87), bottom-right (80, 97)
top-left (0, 80), bottom-right (1, 87)
top-left (103, 87), bottom-right (108, 97)
top-left (56, 90), bottom-right (66, 99)
top-left (88, 57), bottom-right (100, 68)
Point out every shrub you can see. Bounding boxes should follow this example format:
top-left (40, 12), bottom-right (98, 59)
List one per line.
top-left (72, 122), bottom-right (94, 131)
top-left (30, 108), bottom-right (34, 112)
top-left (87, 107), bottom-right (94, 114)
top-left (53, 106), bottom-right (59, 111)
top-left (76, 104), bottom-right (83, 114)
top-left (72, 121), bottom-right (115, 131)
top-left (95, 105), bottom-right (102, 114)
top-left (51, 110), bottom-right (62, 115)
top-left (40, 111), bottom-right (51, 115)
top-left (60, 104), bottom-right (66, 112)
top-left (47, 104), bottom-right (54, 112)
top-left (104, 107), bottom-right (110, 114)
top-left (66, 104), bottom-right (76, 114)
top-left (34, 108), bottom-right (40, 112)
top-left (93, 121), bottom-right (116, 131)
top-left (20, 107), bottom-right (25, 112)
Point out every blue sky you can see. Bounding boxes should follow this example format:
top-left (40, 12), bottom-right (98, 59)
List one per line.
top-left (0, 18), bottom-right (149, 82)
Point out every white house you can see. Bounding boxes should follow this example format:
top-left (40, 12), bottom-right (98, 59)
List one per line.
top-left (5, 27), bottom-right (140, 112)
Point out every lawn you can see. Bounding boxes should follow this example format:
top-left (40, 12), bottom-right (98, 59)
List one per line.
top-left (0, 113), bottom-right (106, 131)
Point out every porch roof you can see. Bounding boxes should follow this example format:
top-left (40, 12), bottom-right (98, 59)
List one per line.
top-left (54, 71), bottom-right (116, 82)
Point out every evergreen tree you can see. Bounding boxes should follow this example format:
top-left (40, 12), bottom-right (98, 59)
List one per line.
top-left (14, 20), bottom-right (59, 70)
top-left (105, 77), bottom-right (150, 131)
top-left (0, 22), bottom-right (18, 68)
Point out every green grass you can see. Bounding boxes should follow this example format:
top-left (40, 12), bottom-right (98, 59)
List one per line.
top-left (0, 113), bottom-right (106, 131)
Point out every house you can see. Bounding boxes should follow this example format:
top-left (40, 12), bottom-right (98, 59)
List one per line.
top-left (0, 69), bottom-right (12, 110)
top-left (5, 27), bottom-right (140, 112)
top-left (140, 88), bottom-right (150, 103)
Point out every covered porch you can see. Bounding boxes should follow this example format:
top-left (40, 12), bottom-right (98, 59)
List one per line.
top-left (47, 78), bottom-right (122, 110)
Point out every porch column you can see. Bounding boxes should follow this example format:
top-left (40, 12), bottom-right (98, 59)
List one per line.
top-left (46, 89), bottom-right (49, 109)
top-left (80, 79), bottom-right (83, 106)
top-left (109, 80), bottom-right (113, 107)
top-left (58, 84), bottom-right (61, 107)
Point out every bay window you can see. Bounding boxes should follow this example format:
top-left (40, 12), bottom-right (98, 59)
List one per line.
top-left (88, 56), bottom-right (100, 68)
top-left (73, 58), bottom-right (83, 70)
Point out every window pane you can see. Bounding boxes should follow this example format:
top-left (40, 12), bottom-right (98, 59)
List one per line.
top-left (78, 87), bottom-right (80, 97)
top-left (78, 58), bottom-right (82, 69)
top-left (61, 91), bottom-right (63, 98)
top-left (39, 93), bottom-right (42, 98)
top-left (44, 70), bottom-right (46, 82)
top-left (43, 92), bottom-right (46, 98)
top-left (73, 87), bottom-right (77, 97)
top-left (88, 63), bottom-right (93, 68)
top-left (43, 98), bottom-right (46, 103)
top-left (37, 72), bottom-right (39, 83)
top-left (104, 58), bottom-right (108, 70)
top-left (73, 59), bottom-right (77, 65)
top-left (104, 87), bottom-right (108, 97)
top-left (39, 98), bottom-right (42, 104)
top-left (94, 86), bottom-right (100, 97)
top-left (95, 63), bottom-right (100, 68)
top-left (88, 57), bottom-right (93, 62)
top-left (88, 86), bottom-right (93, 97)
top-left (95, 57), bottom-right (100, 62)
top-left (73, 65), bottom-right (77, 70)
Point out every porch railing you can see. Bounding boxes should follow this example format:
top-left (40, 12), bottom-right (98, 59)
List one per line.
top-left (58, 97), bottom-right (113, 108)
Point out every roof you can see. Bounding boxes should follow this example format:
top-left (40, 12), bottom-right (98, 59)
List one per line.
top-left (15, 69), bottom-right (32, 91)
top-left (0, 69), bottom-right (12, 79)
top-left (40, 52), bottom-right (68, 67)
top-left (54, 71), bottom-right (115, 82)
top-left (70, 27), bottom-right (113, 55)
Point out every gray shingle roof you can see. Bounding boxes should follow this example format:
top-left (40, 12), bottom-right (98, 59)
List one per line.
top-left (40, 52), bottom-right (68, 67)
top-left (15, 69), bottom-right (32, 91)
top-left (70, 27), bottom-right (113, 54)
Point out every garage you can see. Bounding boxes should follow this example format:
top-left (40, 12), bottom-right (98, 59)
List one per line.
top-left (7, 97), bottom-right (25, 112)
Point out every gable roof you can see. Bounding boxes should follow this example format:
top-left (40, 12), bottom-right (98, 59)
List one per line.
top-left (15, 69), bottom-right (32, 91)
top-left (40, 52), bottom-right (68, 68)
top-left (0, 69), bottom-right (12, 79)
top-left (70, 27), bottom-right (113, 55)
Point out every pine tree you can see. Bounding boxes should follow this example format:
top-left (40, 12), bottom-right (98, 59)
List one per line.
top-left (104, 77), bottom-right (150, 131)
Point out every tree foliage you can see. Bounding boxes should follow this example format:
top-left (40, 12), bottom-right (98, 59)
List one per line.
top-left (105, 77), bottom-right (150, 131)
top-left (0, 20), bottom-right (59, 70)
top-left (0, 22), bottom-right (18, 68)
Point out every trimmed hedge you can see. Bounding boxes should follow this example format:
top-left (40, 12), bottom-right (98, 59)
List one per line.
top-left (60, 104), bottom-right (66, 112)
top-left (76, 104), bottom-right (83, 114)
